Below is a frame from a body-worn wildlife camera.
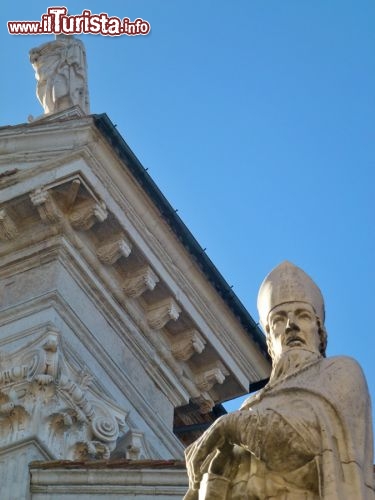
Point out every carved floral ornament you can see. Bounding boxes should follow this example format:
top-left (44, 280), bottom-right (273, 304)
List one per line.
top-left (0, 328), bottom-right (128, 460)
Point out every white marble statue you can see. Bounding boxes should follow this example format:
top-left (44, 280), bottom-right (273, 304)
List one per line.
top-left (184, 261), bottom-right (374, 499)
top-left (30, 35), bottom-right (89, 115)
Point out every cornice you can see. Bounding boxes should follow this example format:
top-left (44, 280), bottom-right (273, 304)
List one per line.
top-left (0, 174), bottom-right (269, 406)
top-left (93, 114), bottom-right (268, 354)
top-left (1, 114), bottom-right (268, 360)
top-left (0, 117), bottom-right (270, 409)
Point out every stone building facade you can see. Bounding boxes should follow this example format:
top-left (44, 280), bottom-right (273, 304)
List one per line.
top-left (0, 105), bottom-right (270, 499)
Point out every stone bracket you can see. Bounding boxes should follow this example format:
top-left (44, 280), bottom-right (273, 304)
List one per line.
top-left (195, 361), bottom-right (229, 392)
top-left (97, 235), bottom-right (132, 265)
top-left (191, 393), bottom-right (215, 414)
top-left (69, 200), bottom-right (108, 230)
top-left (146, 298), bottom-right (181, 330)
top-left (123, 266), bottom-right (159, 298)
top-left (0, 208), bottom-right (19, 240)
top-left (171, 329), bottom-right (206, 361)
top-left (30, 188), bottom-right (62, 225)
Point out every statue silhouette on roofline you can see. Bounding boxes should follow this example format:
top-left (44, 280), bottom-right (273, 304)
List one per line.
top-left (30, 34), bottom-right (89, 116)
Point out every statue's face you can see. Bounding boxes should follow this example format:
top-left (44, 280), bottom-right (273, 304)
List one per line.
top-left (267, 301), bottom-right (320, 360)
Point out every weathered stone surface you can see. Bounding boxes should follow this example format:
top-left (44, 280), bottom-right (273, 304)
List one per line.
top-left (0, 208), bottom-right (18, 240)
top-left (0, 104), bottom-right (272, 498)
top-left (30, 460), bottom-right (188, 499)
top-left (0, 328), bottom-right (127, 460)
top-left (69, 199), bottom-right (108, 230)
top-left (195, 361), bottom-right (229, 393)
top-left (30, 35), bottom-right (89, 115)
top-left (0, 443), bottom-right (47, 500)
top-left (171, 329), bottom-right (206, 361)
top-left (185, 262), bottom-right (375, 499)
top-left (97, 235), bottom-right (132, 265)
top-left (0, 115), bottom-right (270, 405)
top-left (146, 297), bottom-right (181, 330)
top-left (123, 265), bottom-right (158, 298)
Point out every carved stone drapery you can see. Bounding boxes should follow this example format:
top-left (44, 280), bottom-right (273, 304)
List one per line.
top-left (30, 36), bottom-right (90, 115)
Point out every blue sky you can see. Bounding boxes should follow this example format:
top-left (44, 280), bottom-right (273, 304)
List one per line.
top-left (1, 1), bottom-right (374, 422)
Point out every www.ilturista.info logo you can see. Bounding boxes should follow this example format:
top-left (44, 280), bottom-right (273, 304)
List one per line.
top-left (7, 7), bottom-right (151, 36)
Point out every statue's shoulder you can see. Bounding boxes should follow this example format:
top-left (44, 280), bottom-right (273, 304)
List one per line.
top-left (319, 355), bottom-right (368, 393)
top-left (240, 392), bottom-right (260, 410)
top-left (320, 355), bottom-right (364, 374)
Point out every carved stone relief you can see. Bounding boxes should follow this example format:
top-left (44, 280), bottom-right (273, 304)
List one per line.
top-left (123, 265), bottom-right (159, 298)
top-left (2, 179), bottom-right (240, 424)
top-left (146, 298), bottom-right (181, 330)
top-left (97, 235), bottom-right (132, 265)
top-left (0, 328), bottom-right (128, 460)
top-left (190, 394), bottom-right (215, 415)
top-left (171, 329), bottom-right (206, 362)
top-left (0, 208), bottom-right (18, 241)
top-left (69, 200), bottom-right (108, 231)
top-left (30, 188), bottom-right (62, 224)
top-left (194, 361), bottom-right (229, 392)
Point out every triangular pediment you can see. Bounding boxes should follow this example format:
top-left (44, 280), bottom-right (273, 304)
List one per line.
top-left (0, 113), bottom-right (270, 457)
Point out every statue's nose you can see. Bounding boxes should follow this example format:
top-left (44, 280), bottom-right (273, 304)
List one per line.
top-left (286, 316), bottom-right (299, 332)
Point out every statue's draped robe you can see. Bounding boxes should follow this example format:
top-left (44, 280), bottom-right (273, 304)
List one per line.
top-left (31, 38), bottom-right (89, 114)
top-left (189, 356), bottom-right (374, 500)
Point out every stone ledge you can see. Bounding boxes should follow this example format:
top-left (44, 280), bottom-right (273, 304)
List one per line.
top-left (29, 461), bottom-right (188, 499)
top-left (29, 459), bottom-right (186, 470)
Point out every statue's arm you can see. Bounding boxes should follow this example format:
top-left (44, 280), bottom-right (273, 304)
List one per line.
top-left (185, 403), bottom-right (319, 489)
top-left (229, 402), bottom-right (321, 472)
top-left (221, 358), bottom-right (370, 470)
top-left (186, 357), bottom-right (372, 489)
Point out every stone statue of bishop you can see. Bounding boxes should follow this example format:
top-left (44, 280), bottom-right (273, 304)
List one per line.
top-left (185, 261), bottom-right (374, 499)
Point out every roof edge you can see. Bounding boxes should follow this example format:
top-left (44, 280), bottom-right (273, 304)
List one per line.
top-left (92, 113), bottom-right (269, 361)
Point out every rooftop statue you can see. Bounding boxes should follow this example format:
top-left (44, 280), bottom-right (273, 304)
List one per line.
top-left (30, 35), bottom-right (89, 115)
top-left (185, 261), bottom-right (374, 499)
